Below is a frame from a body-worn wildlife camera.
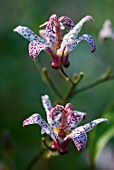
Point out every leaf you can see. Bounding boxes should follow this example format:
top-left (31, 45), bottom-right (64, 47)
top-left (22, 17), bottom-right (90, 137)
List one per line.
top-left (88, 101), bottom-right (114, 163)
top-left (94, 125), bottom-right (114, 161)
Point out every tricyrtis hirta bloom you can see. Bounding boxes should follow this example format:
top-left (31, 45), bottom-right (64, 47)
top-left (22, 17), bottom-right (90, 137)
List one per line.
top-left (23, 95), bottom-right (108, 154)
top-left (14, 14), bottom-right (96, 69)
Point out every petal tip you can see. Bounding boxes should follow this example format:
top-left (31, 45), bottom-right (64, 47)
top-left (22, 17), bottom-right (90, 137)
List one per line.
top-left (31, 56), bottom-right (37, 60)
top-left (13, 26), bottom-right (22, 32)
top-left (86, 15), bottom-right (94, 22)
top-left (13, 27), bottom-right (18, 32)
top-left (23, 121), bottom-right (26, 127)
top-left (41, 94), bottom-right (49, 99)
top-left (91, 47), bottom-right (96, 53)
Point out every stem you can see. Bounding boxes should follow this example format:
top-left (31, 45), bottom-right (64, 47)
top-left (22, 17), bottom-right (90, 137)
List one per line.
top-left (33, 60), bottom-right (62, 99)
top-left (42, 67), bottom-right (62, 99)
top-left (73, 73), bottom-right (114, 95)
top-left (56, 72), bottom-right (84, 105)
top-left (59, 66), bottom-right (74, 84)
top-left (62, 83), bottom-right (76, 104)
top-left (63, 72), bottom-right (84, 103)
top-left (42, 137), bottom-right (54, 151)
top-left (25, 148), bottom-right (47, 170)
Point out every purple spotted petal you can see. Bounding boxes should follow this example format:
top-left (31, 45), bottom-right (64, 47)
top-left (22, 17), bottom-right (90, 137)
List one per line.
top-left (41, 95), bottom-right (52, 125)
top-left (64, 34), bottom-right (96, 55)
top-left (29, 40), bottom-right (48, 59)
top-left (39, 28), bottom-right (56, 47)
top-left (39, 21), bottom-right (48, 28)
top-left (82, 118), bottom-right (109, 133)
top-left (40, 20), bottom-right (65, 30)
top-left (23, 113), bottom-right (60, 140)
top-left (62, 15), bottom-right (93, 44)
top-left (39, 15), bottom-right (57, 47)
top-left (66, 110), bottom-right (87, 132)
top-left (71, 132), bottom-right (87, 151)
top-left (59, 16), bottom-right (75, 31)
top-left (68, 118), bottom-right (109, 135)
top-left (57, 34), bottom-right (96, 65)
top-left (64, 118), bottom-right (108, 151)
top-left (39, 29), bottom-right (47, 40)
top-left (46, 14), bottom-right (58, 31)
top-left (74, 110), bottom-right (86, 120)
top-left (50, 105), bottom-right (64, 129)
top-left (45, 31), bottom-right (56, 47)
top-left (23, 113), bottom-right (50, 133)
top-left (63, 132), bottom-right (87, 151)
top-left (29, 40), bottom-right (61, 69)
top-left (14, 26), bottom-right (45, 43)
top-left (39, 21), bottom-right (56, 46)
top-left (64, 103), bottom-right (86, 131)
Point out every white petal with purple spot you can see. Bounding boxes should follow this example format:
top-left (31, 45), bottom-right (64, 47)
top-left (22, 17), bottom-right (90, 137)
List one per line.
top-left (62, 34), bottom-right (96, 55)
top-left (29, 40), bottom-right (48, 59)
top-left (41, 95), bottom-right (52, 125)
top-left (62, 15), bottom-right (93, 44)
top-left (14, 26), bottom-right (45, 43)
top-left (23, 113), bottom-right (60, 140)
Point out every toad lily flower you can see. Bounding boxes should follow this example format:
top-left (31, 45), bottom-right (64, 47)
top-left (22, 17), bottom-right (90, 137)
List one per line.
top-left (23, 95), bottom-right (108, 154)
top-left (14, 14), bottom-right (96, 69)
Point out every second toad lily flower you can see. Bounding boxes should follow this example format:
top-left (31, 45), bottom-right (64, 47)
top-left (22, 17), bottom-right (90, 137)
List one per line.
top-left (14, 14), bottom-right (96, 69)
top-left (23, 95), bottom-right (108, 154)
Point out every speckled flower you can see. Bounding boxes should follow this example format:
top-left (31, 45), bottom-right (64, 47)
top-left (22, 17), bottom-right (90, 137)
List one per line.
top-left (14, 14), bottom-right (96, 69)
top-left (23, 95), bottom-right (108, 154)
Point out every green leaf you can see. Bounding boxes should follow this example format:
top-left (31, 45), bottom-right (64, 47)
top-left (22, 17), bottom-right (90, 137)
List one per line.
top-left (88, 101), bottom-right (114, 164)
top-left (94, 125), bottom-right (114, 161)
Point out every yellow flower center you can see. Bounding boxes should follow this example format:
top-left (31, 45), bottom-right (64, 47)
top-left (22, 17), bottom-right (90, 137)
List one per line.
top-left (54, 127), bottom-right (71, 137)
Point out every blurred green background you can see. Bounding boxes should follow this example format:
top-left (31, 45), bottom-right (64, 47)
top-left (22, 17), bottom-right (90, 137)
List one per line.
top-left (0, 0), bottom-right (114, 169)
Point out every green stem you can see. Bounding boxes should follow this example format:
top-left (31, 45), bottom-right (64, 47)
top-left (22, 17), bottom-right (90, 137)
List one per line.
top-left (73, 73), bottom-right (114, 96)
top-left (33, 60), bottom-right (62, 99)
top-left (59, 66), bottom-right (74, 84)
top-left (42, 137), bottom-right (54, 151)
top-left (41, 67), bottom-right (62, 99)
top-left (57, 72), bottom-right (84, 105)
top-left (25, 148), bottom-right (47, 170)
top-left (63, 72), bottom-right (84, 103)
top-left (62, 83), bottom-right (76, 104)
